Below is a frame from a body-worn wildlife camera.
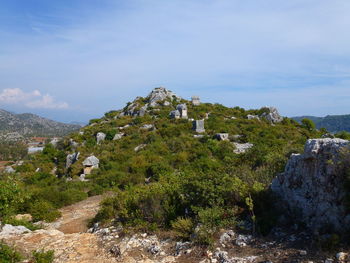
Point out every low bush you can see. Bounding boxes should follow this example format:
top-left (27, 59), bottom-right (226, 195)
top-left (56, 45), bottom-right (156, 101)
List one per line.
top-left (0, 242), bottom-right (23, 263)
top-left (32, 249), bottom-right (54, 263)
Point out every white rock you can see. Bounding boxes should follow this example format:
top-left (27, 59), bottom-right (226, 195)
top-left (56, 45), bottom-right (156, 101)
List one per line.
top-left (271, 138), bottom-right (350, 232)
top-left (336, 252), bottom-right (348, 261)
top-left (0, 224), bottom-right (31, 236)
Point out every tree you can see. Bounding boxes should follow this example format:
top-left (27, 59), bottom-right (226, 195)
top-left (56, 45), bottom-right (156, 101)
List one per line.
top-left (0, 177), bottom-right (23, 218)
top-left (301, 118), bottom-right (316, 132)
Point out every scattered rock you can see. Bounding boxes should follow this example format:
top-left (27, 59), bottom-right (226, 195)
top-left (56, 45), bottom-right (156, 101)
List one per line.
top-left (140, 124), bottom-right (155, 130)
top-left (336, 252), bottom-right (348, 261)
top-left (0, 224), bottom-right (31, 237)
top-left (235, 234), bottom-right (253, 247)
top-left (96, 132), bottom-right (106, 144)
top-left (4, 166), bottom-right (15, 173)
top-left (113, 133), bottom-right (125, 140)
top-left (110, 245), bottom-right (121, 257)
top-left (135, 144), bottom-right (147, 152)
top-left (233, 142), bottom-right (253, 154)
top-left (215, 133), bottom-right (229, 141)
top-left (247, 115), bottom-right (260, 120)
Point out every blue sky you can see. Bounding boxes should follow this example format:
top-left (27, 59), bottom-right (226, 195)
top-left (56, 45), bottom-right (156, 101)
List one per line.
top-left (0, 0), bottom-right (349, 122)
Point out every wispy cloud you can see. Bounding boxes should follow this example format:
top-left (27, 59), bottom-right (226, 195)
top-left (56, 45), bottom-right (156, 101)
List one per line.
top-left (0, 88), bottom-right (69, 109)
top-left (0, 0), bottom-right (349, 121)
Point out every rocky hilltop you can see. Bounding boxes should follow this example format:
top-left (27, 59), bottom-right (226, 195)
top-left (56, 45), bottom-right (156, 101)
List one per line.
top-left (0, 109), bottom-right (81, 139)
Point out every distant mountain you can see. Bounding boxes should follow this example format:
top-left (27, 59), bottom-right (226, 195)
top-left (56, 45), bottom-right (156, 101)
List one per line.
top-left (292, 114), bottom-right (350, 133)
top-left (0, 109), bottom-right (81, 139)
top-left (69, 121), bottom-right (86, 127)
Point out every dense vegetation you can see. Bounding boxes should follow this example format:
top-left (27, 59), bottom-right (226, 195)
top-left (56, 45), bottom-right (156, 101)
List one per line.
top-left (1, 94), bottom-right (336, 246)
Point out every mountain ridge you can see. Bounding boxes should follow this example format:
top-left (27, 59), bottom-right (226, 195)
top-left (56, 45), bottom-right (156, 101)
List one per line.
top-left (292, 114), bottom-right (350, 133)
top-left (0, 108), bottom-right (81, 138)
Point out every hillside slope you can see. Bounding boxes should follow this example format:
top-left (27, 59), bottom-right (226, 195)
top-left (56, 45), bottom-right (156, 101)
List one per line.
top-left (0, 109), bottom-right (81, 138)
top-left (293, 114), bottom-right (350, 132)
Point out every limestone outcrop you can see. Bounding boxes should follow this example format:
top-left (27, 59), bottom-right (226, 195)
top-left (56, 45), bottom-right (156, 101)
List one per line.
top-left (271, 138), bottom-right (350, 232)
top-left (260, 107), bottom-right (283, 123)
top-left (123, 87), bottom-right (181, 117)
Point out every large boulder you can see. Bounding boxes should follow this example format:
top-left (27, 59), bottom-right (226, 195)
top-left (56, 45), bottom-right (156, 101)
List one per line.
top-left (66, 152), bottom-right (80, 169)
top-left (271, 138), bottom-right (350, 232)
top-left (96, 132), bottom-right (106, 144)
top-left (260, 107), bottom-right (283, 123)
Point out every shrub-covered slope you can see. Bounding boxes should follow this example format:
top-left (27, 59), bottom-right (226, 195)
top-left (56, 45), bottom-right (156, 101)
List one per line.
top-left (1, 88), bottom-right (328, 243)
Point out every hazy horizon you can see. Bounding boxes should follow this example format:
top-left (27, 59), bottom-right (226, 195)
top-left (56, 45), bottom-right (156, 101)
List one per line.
top-left (1, 0), bottom-right (350, 122)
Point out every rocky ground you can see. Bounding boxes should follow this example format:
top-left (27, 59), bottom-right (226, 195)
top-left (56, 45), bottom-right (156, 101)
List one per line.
top-left (0, 195), bottom-right (349, 263)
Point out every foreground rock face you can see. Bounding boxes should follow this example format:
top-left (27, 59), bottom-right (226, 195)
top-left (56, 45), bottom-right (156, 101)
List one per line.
top-left (271, 138), bottom-right (350, 232)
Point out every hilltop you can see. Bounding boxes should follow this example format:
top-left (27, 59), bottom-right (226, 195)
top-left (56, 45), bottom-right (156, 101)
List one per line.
top-left (0, 109), bottom-right (81, 140)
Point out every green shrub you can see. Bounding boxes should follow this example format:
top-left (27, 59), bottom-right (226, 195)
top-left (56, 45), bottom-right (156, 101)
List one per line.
top-left (0, 242), bottom-right (23, 263)
top-left (171, 217), bottom-right (194, 240)
top-left (29, 200), bottom-right (61, 222)
top-left (0, 177), bottom-right (24, 219)
top-left (32, 249), bottom-right (54, 263)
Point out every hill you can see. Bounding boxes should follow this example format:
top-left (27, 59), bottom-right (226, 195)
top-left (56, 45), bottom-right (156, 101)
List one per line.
top-left (292, 114), bottom-right (350, 133)
top-left (0, 109), bottom-right (81, 139)
top-left (2, 87), bottom-right (345, 262)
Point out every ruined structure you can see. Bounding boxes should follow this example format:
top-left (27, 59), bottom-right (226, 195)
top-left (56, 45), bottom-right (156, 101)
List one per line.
top-left (83, 155), bottom-right (99, 175)
top-left (192, 120), bottom-right (205, 133)
top-left (191, 96), bottom-right (200, 106)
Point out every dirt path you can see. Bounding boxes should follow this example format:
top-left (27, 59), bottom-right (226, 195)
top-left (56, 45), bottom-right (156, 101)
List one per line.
top-left (1, 195), bottom-right (120, 263)
top-left (49, 195), bottom-right (104, 234)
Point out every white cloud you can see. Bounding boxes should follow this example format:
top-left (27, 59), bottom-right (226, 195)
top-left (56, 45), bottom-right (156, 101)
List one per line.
top-left (0, 88), bottom-right (69, 109)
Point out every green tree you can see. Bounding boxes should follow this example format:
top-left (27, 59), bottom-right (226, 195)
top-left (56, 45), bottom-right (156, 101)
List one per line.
top-left (301, 118), bottom-right (316, 132)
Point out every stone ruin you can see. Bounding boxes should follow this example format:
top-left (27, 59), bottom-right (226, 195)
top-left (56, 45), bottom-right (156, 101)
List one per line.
top-left (169, 110), bottom-right (181, 119)
top-left (271, 138), bottom-right (350, 233)
top-left (176, 104), bottom-right (188, 119)
top-left (191, 96), bottom-right (200, 106)
top-left (192, 120), bottom-right (205, 133)
top-left (82, 155), bottom-right (99, 175)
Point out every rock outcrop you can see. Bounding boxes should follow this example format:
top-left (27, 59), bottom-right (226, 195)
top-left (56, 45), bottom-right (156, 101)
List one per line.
top-left (271, 138), bottom-right (350, 232)
top-left (66, 152), bottom-right (80, 169)
top-left (260, 107), bottom-right (283, 123)
top-left (96, 132), bottom-right (106, 144)
top-left (122, 87), bottom-right (181, 117)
